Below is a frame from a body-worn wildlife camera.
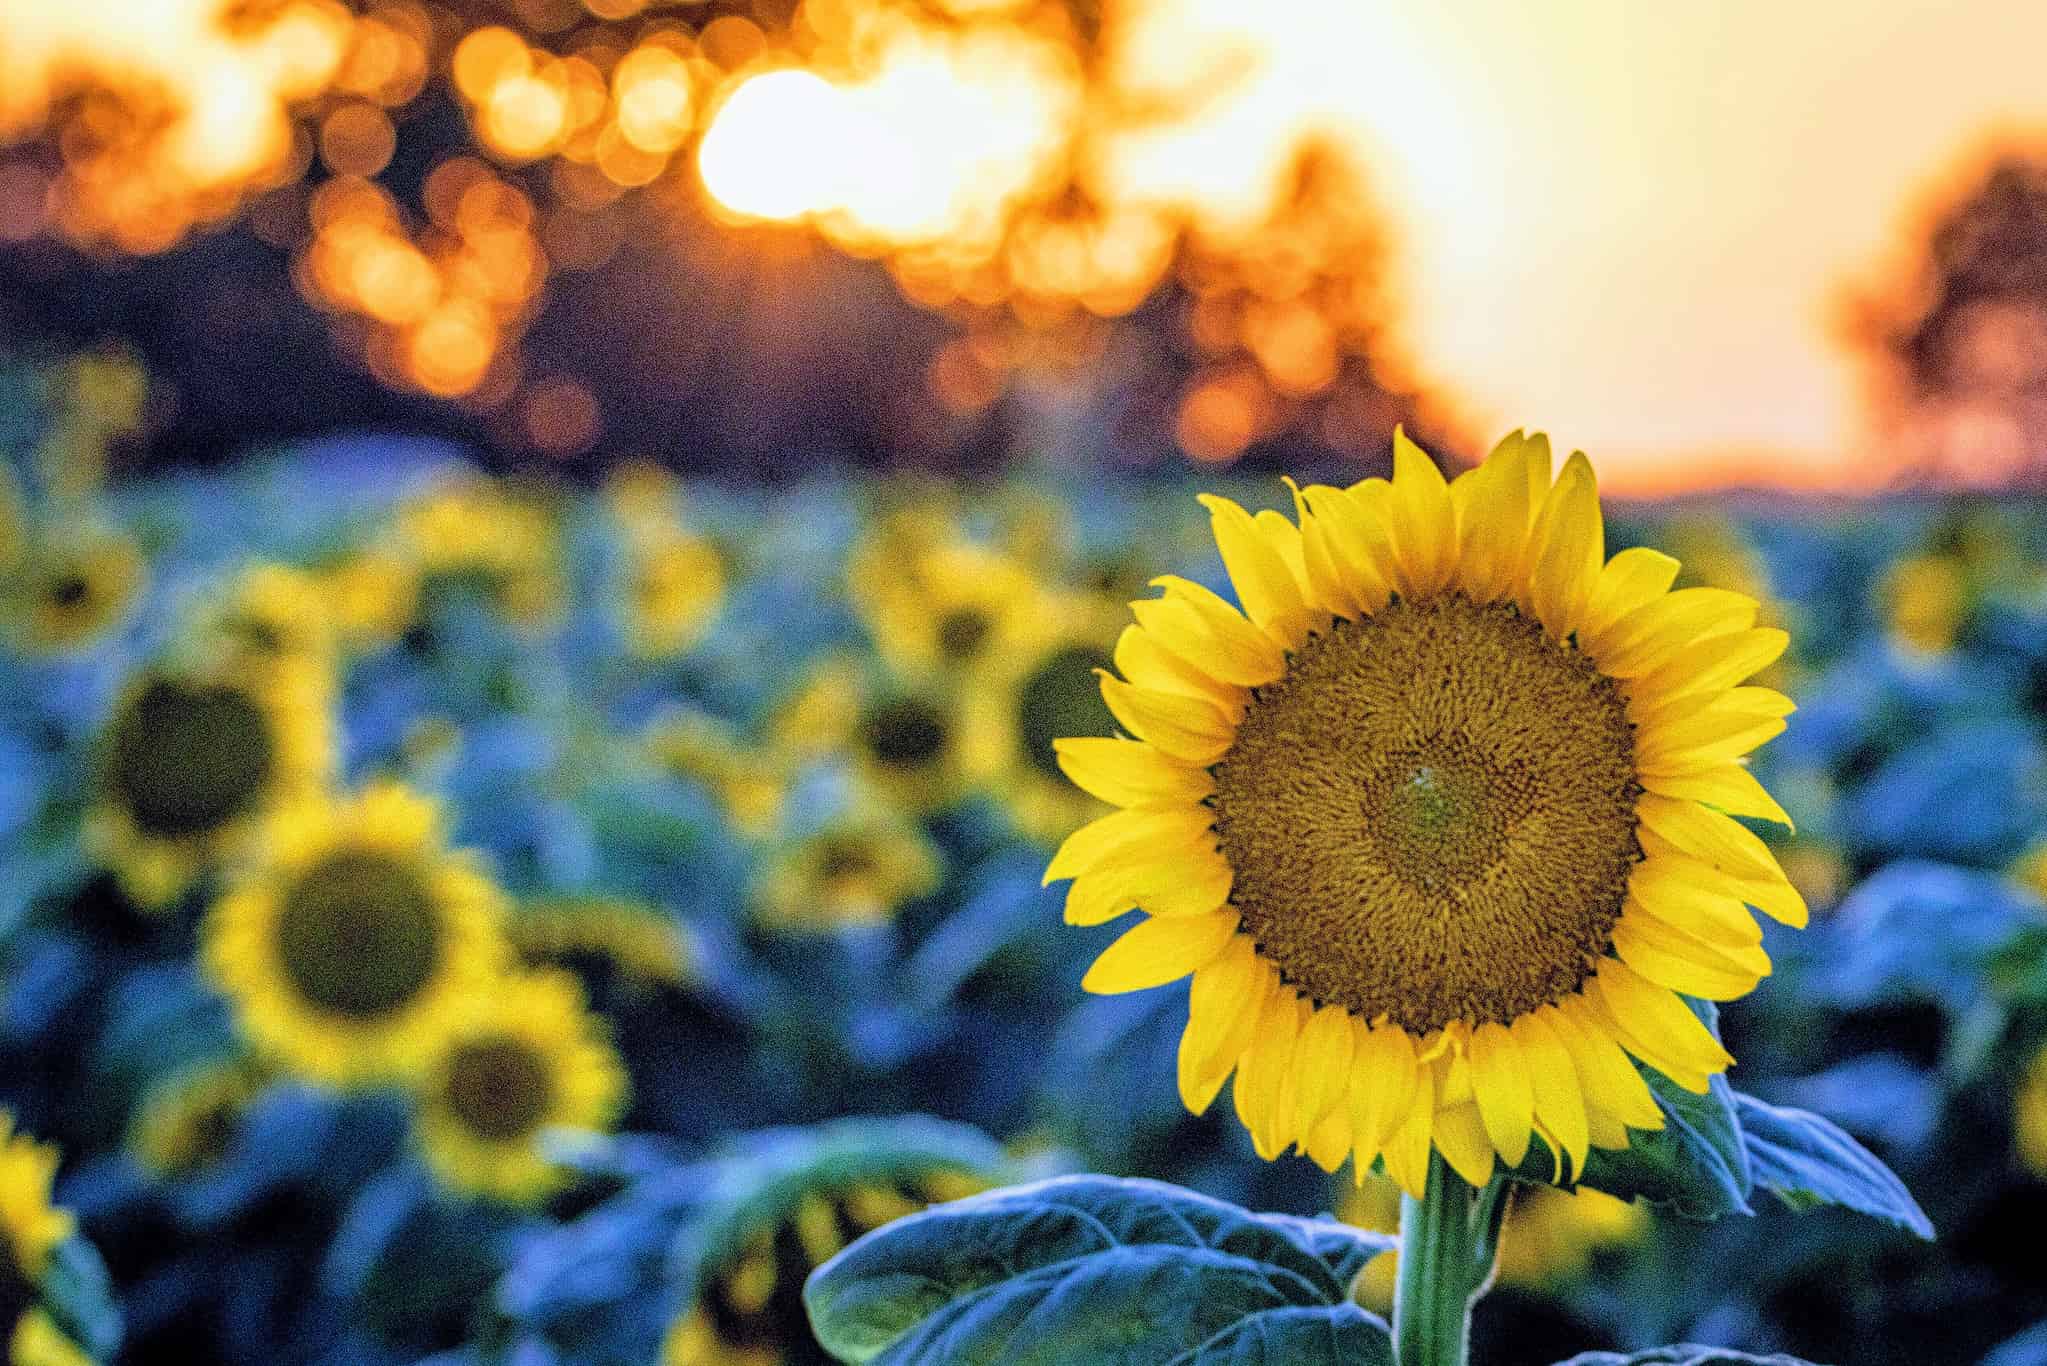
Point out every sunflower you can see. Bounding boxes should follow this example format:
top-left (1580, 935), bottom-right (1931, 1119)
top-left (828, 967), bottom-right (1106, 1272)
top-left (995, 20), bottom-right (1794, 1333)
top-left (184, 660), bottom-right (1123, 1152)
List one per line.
top-left (393, 479), bottom-right (561, 629)
top-left (618, 521), bottom-right (726, 659)
top-left (84, 656), bottom-right (333, 910)
top-left (1877, 552), bottom-right (1969, 655)
top-left (660, 1164), bottom-right (988, 1366)
top-left (957, 593), bottom-right (1122, 845)
top-left (850, 531), bottom-right (1047, 683)
top-left (191, 562), bottom-right (337, 681)
top-left (647, 708), bottom-right (787, 838)
top-left (770, 659), bottom-right (968, 817)
top-left (127, 1056), bottom-right (271, 1180)
top-left (509, 895), bottom-right (698, 994)
top-left (0, 1114), bottom-right (91, 1366)
top-left (1491, 1184), bottom-right (1645, 1287)
top-left (2017, 1043), bottom-right (2047, 1177)
top-left (411, 970), bottom-right (627, 1204)
top-left (320, 549), bottom-right (419, 649)
top-left (202, 782), bottom-right (508, 1086)
top-left (1048, 430), bottom-right (1805, 1197)
top-left (751, 814), bottom-right (942, 933)
top-left (4, 522), bottom-right (145, 656)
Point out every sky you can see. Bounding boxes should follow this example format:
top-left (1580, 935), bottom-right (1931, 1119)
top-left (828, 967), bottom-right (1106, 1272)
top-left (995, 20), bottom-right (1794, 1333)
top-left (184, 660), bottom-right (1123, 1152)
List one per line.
top-left (6, 0), bottom-right (2047, 490)
top-left (1161, 0), bottom-right (2047, 490)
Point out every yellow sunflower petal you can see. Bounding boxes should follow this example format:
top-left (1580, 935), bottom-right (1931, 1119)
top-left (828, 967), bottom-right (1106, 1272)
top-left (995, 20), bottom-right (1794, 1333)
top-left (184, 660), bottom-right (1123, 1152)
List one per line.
top-left (1589, 960), bottom-right (1734, 1089)
top-left (1044, 806), bottom-right (1218, 885)
top-left (1628, 628), bottom-right (1790, 711)
top-left (1512, 1010), bottom-right (1589, 1179)
top-left (1635, 793), bottom-right (1792, 881)
top-left (1380, 1061), bottom-right (1437, 1199)
top-left (1112, 624), bottom-right (1248, 713)
top-left (1300, 483), bottom-right (1396, 613)
top-left (1526, 452), bottom-right (1604, 638)
top-left (1062, 852), bottom-right (1231, 925)
top-left (1432, 1099), bottom-right (1498, 1188)
top-left (1640, 763), bottom-right (1793, 828)
top-left (1133, 578), bottom-right (1287, 687)
top-left (1199, 495), bottom-right (1308, 639)
top-left (1627, 860), bottom-right (1765, 945)
top-left (1469, 1021), bottom-right (1535, 1167)
top-left (1180, 938), bottom-right (1270, 1112)
top-left (1451, 432), bottom-right (1542, 602)
top-left (1283, 479), bottom-right (1358, 616)
top-left (1580, 546), bottom-right (1682, 640)
top-left (1096, 672), bottom-right (1235, 764)
top-left (1640, 833), bottom-right (1808, 931)
top-left (1082, 910), bottom-right (1240, 994)
top-left (1291, 1003), bottom-right (1358, 1136)
top-left (1612, 912), bottom-right (1770, 1000)
top-left (1236, 992), bottom-right (1307, 1160)
top-left (1348, 1020), bottom-right (1419, 1172)
top-left (1590, 588), bottom-right (1760, 677)
top-left (1302, 1103), bottom-right (1355, 1175)
top-left (1548, 999), bottom-right (1663, 1132)
top-left (1178, 1014), bottom-right (1234, 1116)
top-left (1635, 706), bottom-right (1790, 773)
top-left (1053, 738), bottom-right (1213, 808)
top-left (1386, 428), bottom-right (1456, 598)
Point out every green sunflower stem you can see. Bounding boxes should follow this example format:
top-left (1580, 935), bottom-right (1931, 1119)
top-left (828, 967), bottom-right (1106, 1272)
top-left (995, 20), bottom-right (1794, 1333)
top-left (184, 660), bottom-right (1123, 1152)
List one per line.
top-left (1390, 1152), bottom-right (1510, 1366)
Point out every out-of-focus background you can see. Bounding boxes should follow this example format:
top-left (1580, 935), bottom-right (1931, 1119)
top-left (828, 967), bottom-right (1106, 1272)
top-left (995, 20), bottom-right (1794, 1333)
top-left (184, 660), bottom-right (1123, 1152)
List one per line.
top-left (6, 0), bottom-right (2047, 488)
top-left (7, 5), bottom-right (2047, 1366)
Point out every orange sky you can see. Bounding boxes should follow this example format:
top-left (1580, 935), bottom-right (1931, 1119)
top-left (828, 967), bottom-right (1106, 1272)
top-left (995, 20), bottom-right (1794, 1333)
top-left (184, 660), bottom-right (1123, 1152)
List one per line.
top-left (7, 1), bottom-right (2047, 490)
top-left (1151, 0), bottom-right (2047, 492)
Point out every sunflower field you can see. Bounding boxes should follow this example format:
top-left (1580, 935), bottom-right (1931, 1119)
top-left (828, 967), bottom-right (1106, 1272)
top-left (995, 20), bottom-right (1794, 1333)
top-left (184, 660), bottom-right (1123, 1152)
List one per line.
top-left (1, 339), bottom-right (2045, 1366)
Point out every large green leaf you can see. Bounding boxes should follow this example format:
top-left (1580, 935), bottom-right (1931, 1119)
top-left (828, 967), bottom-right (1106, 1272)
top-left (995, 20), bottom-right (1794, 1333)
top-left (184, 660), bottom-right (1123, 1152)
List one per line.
top-left (1732, 1093), bottom-right (1933, 1239)
top-left (1554, 1349), bottom-right (1826, 1365)
top-left (803, 1174), bottom-right (1394, 1365)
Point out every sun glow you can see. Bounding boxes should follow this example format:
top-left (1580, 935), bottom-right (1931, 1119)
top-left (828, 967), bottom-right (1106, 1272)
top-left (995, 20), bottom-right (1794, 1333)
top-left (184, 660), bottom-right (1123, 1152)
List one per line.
top-left (8, 0), bottom-right (2047, 484)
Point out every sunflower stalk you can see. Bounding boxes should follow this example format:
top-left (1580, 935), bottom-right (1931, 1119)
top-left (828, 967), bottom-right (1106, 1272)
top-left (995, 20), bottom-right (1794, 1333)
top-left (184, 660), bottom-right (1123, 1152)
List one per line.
top-left (1391, 1152), bottom-right (1509, 1366)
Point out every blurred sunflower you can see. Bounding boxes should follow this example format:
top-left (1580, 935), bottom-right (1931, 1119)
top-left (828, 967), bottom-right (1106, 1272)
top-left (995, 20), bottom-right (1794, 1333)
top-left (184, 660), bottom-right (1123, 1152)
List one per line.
top-left (1049, 430), bottom-right (1805, 1195)
top-left (320, 548), bottom-right (418, 649)
top-left (765, 656), bottom-right (865, 765)
top-left (2016, 1043), bottom-right (2047, 1177)
top-left (771, 659), bottom-right (968, 817)
top-left (618, 521), bottom-right (726, 659)
top-left (1342, 1175), bottom-right (1642, 1310)
top-left (192, 562), bottom-right (337, 681)
top-left (412, 970), bottom-right (627, 1205)
top-left (393, 480), bottom-right (561, 630)
top-left (646, 708), bottom-right (788, 838)
top-left (33, 349), bottom-right (145, 501)
top-left (3, 522), bottom-right (145, 656)
top-left (660, 1164), bottom-right (987, 1366)
top-left (1877, 552), bottom-right (1969, 655)
top-left (751, 814), bottom-right (942, 934)
top-left (84, 657), bottom-right (333, 910)
top-left (0, 1114), bottom-right (91, 1366)
top-left (1492, 1184), bottom-right (1646, 1286)
top-left (509, 895), bottom-right (698, 994)
top-left (202, 782), bottom-right (507, 1086)
top-left (849, 532), bottom-right (1046, 683)
top-left (127, 1056), bottom-right (271, 1181)
top-left (958, 594), bottom-right (1121, 845)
